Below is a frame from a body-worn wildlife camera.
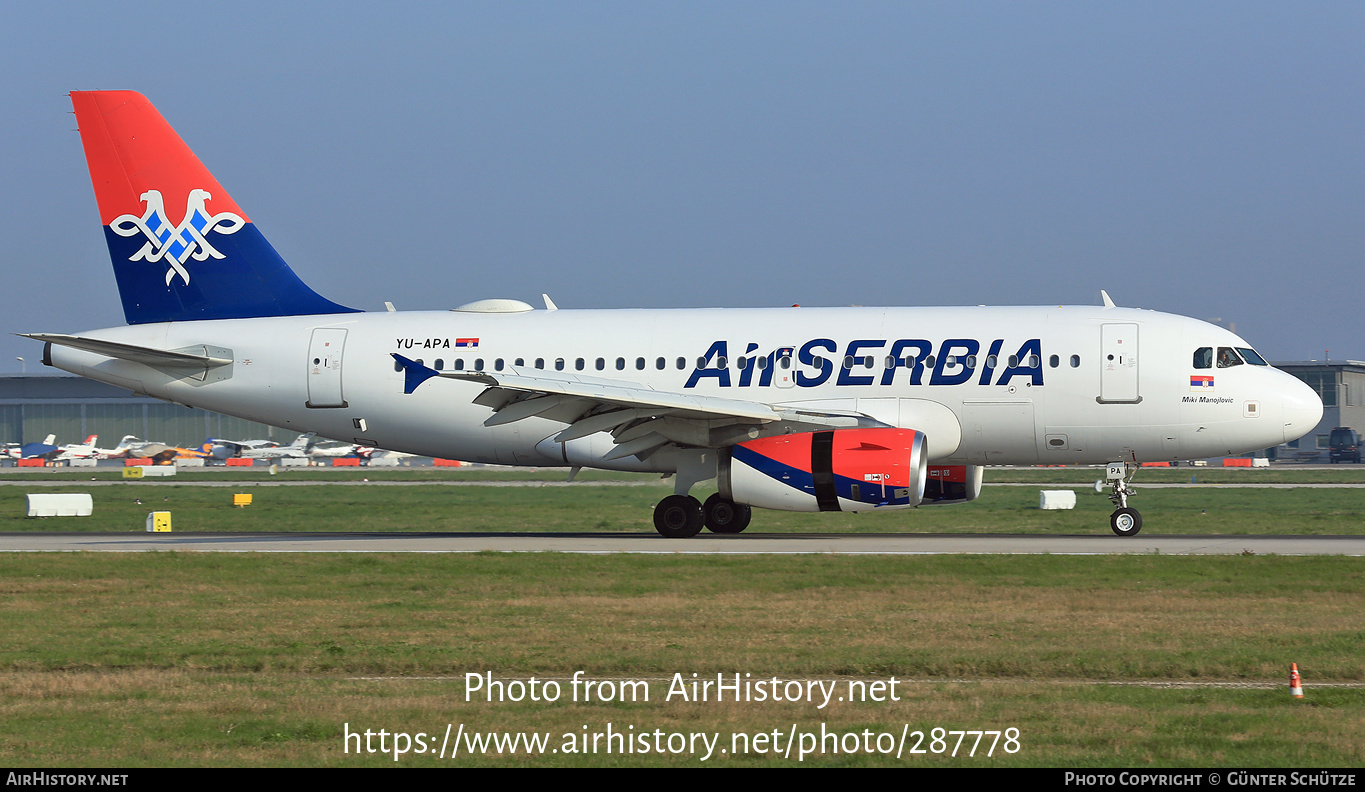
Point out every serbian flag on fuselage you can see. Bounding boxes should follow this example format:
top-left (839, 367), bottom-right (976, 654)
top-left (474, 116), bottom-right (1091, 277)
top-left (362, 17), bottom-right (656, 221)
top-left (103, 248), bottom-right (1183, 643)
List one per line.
top-left (1190, 375), bottom-right (1214, 391)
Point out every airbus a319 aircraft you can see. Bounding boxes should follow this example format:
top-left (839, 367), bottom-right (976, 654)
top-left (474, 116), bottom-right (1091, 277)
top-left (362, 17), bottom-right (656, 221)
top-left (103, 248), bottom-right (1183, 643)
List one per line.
top-left (26, 91), bottom-right (1322, 537)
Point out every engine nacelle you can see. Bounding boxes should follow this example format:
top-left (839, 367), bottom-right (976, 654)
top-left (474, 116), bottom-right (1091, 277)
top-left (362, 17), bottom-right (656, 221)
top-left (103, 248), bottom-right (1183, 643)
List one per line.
top-left (921, 464), bottom-right (984, 505)
top-left (719, 428), bottom-right (927, 512)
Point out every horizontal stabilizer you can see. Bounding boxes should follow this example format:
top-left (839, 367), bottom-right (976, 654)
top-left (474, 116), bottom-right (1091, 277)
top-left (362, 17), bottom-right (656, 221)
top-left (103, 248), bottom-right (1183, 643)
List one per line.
top-left (20, 333), bottom-right (232, 368)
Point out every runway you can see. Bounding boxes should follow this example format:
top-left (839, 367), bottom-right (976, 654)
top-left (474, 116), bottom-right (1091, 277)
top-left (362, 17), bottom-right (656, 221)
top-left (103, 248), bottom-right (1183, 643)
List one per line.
top-left (1, 532), bottom-right (1361, 555)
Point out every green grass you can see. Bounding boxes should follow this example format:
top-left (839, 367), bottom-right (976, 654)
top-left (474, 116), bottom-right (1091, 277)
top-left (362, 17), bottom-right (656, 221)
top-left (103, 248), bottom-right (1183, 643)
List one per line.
top-left (4, 467), bottom-right (1362, 765)
top-left (0, 553), bottom-right (1360, 766)
top-left (4, 479), bottom-right (1364, 534)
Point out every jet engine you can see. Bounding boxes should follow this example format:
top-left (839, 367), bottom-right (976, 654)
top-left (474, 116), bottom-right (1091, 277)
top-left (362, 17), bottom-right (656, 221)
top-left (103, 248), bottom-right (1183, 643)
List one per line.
top-left (718, 428), bottom-right (927, 512)
top-left (921, 464), bottom-right (984, 505)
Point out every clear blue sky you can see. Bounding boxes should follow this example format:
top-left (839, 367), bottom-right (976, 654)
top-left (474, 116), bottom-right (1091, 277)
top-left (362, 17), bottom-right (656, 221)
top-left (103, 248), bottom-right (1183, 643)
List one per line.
top-left (3, 2), bottom-right (1362, 372)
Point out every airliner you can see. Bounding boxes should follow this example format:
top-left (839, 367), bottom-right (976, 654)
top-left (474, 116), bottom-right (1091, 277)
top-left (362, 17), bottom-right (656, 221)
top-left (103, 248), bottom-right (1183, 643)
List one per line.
top-left (24, 91), bottom-right (1322, 537)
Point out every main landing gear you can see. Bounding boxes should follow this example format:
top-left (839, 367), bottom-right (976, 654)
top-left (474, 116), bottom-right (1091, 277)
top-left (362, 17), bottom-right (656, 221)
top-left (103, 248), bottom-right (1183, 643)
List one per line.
top-left (652, 494), bottom-right (752, 538)
top-left (1099, 461), bottom-right (1142, 537)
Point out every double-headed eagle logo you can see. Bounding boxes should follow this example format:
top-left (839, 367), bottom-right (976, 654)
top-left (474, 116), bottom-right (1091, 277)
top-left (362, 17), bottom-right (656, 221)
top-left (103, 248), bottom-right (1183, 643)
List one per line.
top-left (110, 189), bottom-right (245, 286)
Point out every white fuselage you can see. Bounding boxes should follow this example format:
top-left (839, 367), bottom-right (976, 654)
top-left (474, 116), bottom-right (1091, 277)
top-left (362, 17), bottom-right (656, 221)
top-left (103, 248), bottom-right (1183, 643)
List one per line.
top-left (47, 304), bottom-right (1322, 471)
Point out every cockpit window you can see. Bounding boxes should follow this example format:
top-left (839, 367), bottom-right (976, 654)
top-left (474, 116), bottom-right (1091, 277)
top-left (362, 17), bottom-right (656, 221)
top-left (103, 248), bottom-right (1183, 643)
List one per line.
top-left (1216, 347), bottom-right (1244, 368)
top-left (1236, 347), bottom-right (1268, 366)
top-left (1193, 347), bottom-right (1213, 369)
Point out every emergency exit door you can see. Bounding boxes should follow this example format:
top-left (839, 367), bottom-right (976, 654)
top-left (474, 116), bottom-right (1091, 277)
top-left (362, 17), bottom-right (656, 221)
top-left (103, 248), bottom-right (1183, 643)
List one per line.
top-left (306, 328), bottom-right (348, 408)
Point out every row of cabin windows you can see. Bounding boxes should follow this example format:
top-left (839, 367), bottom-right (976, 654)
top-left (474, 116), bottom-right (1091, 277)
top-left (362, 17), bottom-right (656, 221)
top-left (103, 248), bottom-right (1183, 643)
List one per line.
top-left (396, 353), bottom-right (1081, 374)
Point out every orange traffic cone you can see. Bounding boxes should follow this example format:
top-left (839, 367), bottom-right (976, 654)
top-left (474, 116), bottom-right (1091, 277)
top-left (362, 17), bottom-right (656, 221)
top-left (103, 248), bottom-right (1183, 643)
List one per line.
top-left (1289, 663), bottom-right (1304, 698)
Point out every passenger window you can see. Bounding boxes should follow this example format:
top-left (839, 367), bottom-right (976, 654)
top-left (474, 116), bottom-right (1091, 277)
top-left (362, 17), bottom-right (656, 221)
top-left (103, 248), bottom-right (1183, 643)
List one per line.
top-left (676, 357), bottom-right (686, 370)
top-left (1008, 355), bottom-right (1018, 367)
top-left (616, 357), bottom-right (625, 370)
top-left (1216, 347), bottom-right (1244, 368)
top-left (495, 359), bottom-right (504, 371)
top-left (1049, 355), bottom-right (1059, 368)
top-left (843, 356), bottom-right (854, 370)
top-left (1070, 355), bottom-right (1080, 368)
top-left (738, 357), bottom-right (749, 370)
top-left (555, 358), bottom-right (565, 371)
top-left (435, 359), bottom-right (444, 370)
top-left (535, 358), bottom-right (544, 369)
top-left (474, 358), bottom-right (484, 371)
top-left (1028, 354), bottom-right (1039, 368)
top-left (514, 358), bottom-right (524, 367)
top-left (758, 356), bottom-right (769, 370)
top-left (656, 357), bottom-right (665, 370)
top-left (576, 358), bottom-right (585, 371)
top-left (779, 354), bottom-right (792, 369)
top-left (635, 357), bottom-right (645, 370)
top-left (965, 355), bottom-right (977, 369)
top-left (1193, 347), bottom-right (1213, 369)
top-left (454, 359), bottom-right (464, 371)
top-left (393, 359), bottom-right (402, 372)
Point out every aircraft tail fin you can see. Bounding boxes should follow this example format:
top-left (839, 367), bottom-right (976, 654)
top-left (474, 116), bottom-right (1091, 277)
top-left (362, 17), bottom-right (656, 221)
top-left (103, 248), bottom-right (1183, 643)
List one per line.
top-left (69, 91), bottom-right (358, 325)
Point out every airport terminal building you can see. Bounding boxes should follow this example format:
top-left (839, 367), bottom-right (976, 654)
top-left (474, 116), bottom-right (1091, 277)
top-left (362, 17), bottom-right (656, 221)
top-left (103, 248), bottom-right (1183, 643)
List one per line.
top-left (3, 361), bottom-right (1362, 461)
top-left (1273, 360), bottom-right (1365, 460)
top-left (0, 375), bottom-right (286, 448)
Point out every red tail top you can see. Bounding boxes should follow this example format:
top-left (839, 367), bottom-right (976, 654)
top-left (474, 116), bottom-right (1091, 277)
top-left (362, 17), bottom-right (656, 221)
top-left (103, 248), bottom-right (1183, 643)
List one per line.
top-left (71, 91), bottom-right (249, 225)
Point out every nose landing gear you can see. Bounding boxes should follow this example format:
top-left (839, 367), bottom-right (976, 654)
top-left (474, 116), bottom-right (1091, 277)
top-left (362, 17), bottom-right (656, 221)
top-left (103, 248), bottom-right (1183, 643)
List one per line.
top-left (1099, 461), bottom-right (1142, 537)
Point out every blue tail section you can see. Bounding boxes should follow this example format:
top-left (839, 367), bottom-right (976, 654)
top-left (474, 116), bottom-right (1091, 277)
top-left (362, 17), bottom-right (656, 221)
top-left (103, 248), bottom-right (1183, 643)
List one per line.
top-left (103, 223), bottom-right (358, 324)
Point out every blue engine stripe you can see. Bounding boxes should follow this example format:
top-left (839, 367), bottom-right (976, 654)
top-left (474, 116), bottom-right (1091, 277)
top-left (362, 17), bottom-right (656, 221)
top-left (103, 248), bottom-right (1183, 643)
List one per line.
top-left (730, 443), bottom-right (912, 507)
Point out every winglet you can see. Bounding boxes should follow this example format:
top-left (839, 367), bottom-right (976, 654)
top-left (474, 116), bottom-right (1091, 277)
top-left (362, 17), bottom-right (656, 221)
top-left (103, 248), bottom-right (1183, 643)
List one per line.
top-left (1100, 290), bottom-right (1116, 308)
top-left (392, 354), bottom-right (441, 394)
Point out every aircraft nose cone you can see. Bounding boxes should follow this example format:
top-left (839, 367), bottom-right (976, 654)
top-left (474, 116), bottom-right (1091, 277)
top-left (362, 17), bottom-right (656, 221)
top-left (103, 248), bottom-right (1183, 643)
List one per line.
top-left (1280, 374), bottom-right (1324, 444)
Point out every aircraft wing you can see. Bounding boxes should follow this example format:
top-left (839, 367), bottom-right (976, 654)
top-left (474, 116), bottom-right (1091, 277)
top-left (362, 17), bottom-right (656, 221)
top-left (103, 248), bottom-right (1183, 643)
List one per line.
top-left (393, 354), bottom-right (870, 459)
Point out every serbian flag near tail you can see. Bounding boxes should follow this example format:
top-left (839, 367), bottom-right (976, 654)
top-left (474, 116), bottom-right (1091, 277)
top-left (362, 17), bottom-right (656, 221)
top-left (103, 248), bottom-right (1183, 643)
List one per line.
top-left (70, 91), bottom-right (355, 325)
